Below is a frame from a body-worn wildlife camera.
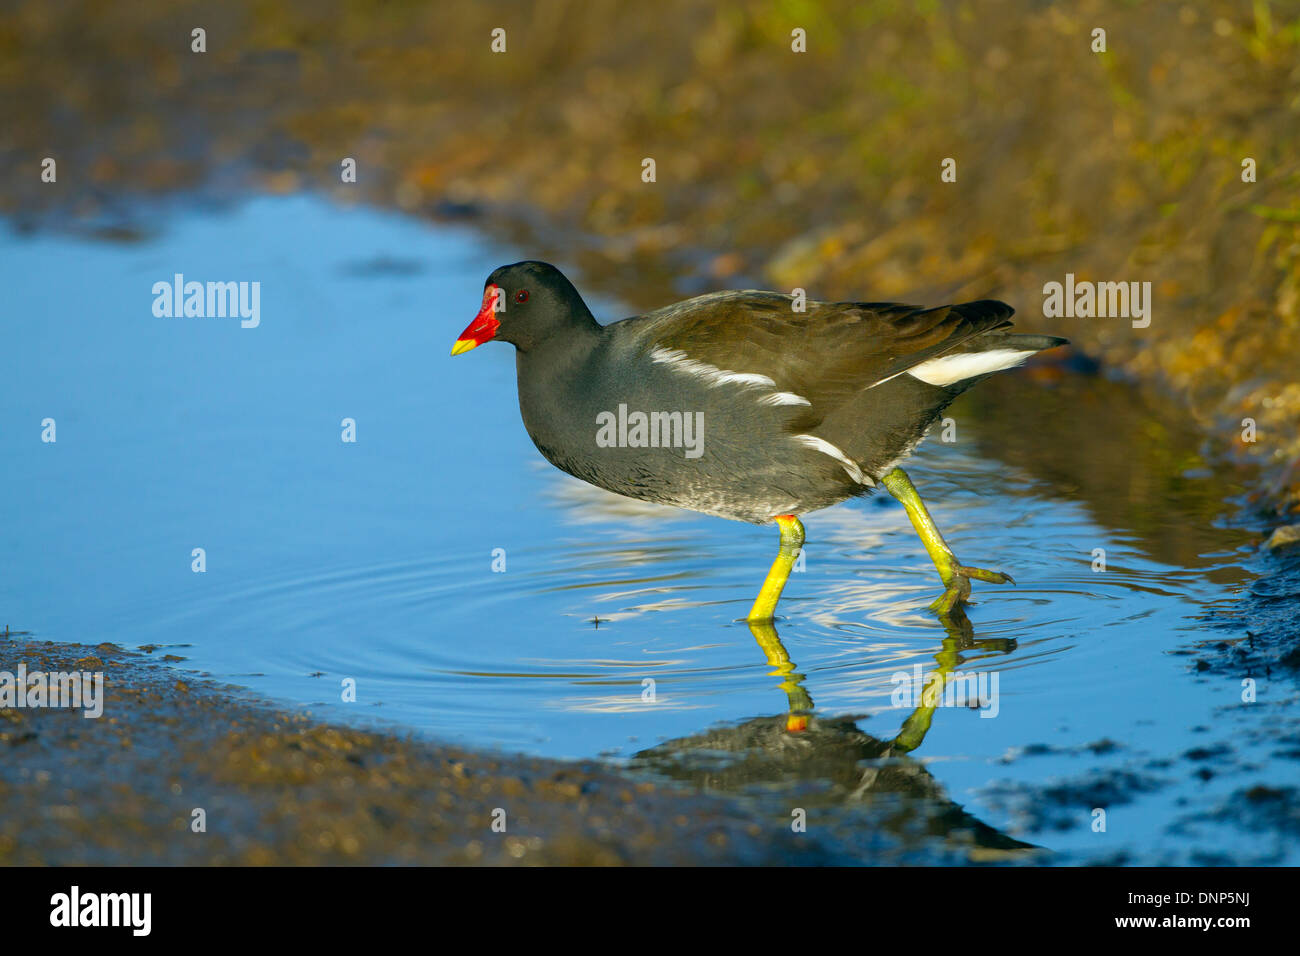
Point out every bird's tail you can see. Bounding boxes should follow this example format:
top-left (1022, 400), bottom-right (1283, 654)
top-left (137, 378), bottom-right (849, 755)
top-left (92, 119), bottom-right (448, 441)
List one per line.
top-left (905, 329), bottom-right (1069, 388)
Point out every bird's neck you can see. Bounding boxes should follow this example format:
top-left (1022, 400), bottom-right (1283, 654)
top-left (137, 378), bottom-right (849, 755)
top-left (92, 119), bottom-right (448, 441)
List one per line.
top-left (515, 310), bottom-right (603, 369)
top-left (514, 319), bottom-right (605, 462)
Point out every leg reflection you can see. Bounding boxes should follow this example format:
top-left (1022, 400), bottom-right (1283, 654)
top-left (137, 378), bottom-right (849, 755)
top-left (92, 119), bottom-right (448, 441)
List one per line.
top-left (748, 605), bottom-right (1015, 750)
top-left (746, 620), bottom-right (814, 732)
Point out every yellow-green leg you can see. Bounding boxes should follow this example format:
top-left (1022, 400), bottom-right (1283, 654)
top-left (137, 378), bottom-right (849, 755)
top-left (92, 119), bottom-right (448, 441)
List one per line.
top-left (881, 467), bottom-right (1014, 614)
top-left (746, 514), bottom-right (804, 623)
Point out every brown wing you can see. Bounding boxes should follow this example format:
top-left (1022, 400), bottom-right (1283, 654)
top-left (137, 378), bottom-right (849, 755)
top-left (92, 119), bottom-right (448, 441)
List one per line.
top-left (624, 290), bottom-right (1014, 425)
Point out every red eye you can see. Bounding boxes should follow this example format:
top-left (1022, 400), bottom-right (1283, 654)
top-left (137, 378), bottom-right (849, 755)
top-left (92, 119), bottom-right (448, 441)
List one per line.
top-left (515, 289), bottom-right (529, 303)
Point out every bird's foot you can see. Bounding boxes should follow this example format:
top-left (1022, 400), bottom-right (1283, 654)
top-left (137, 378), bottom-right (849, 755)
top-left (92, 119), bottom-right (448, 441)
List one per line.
top-left (929, 564), bottom-right (1015, 615)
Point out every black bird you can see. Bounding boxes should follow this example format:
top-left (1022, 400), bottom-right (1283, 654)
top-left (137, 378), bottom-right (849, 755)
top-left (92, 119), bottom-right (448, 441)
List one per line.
top-left (452, 261), bottom-right (1066, 619)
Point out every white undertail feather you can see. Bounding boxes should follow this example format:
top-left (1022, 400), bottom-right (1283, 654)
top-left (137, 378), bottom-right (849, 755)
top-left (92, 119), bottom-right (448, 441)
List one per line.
top-left (906, 349), bottom-right (1038, 387)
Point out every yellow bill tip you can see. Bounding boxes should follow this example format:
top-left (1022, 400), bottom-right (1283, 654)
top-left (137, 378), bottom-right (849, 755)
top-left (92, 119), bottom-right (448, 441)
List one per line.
top-left (450, 338), bottom-right (479, 357)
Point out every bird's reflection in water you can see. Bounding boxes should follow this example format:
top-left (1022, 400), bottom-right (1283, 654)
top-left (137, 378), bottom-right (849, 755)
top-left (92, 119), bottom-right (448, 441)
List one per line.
top-left (631, 607), bottom-right (1038, 856)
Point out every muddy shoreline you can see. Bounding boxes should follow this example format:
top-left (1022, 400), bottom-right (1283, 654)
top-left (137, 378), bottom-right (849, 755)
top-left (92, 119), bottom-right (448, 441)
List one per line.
top-left (0, 634), bottom-right (1038, 865)
top-left (0, 635), bottom-right (821, 864)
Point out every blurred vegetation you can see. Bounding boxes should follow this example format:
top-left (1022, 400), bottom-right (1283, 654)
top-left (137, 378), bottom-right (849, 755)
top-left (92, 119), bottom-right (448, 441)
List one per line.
top-left (2, 0), bottom-right (1298, 510)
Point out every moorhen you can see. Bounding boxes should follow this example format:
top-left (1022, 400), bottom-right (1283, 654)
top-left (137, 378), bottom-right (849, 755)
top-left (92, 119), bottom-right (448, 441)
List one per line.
top-left (452, 261), bottom-right (1066, 619)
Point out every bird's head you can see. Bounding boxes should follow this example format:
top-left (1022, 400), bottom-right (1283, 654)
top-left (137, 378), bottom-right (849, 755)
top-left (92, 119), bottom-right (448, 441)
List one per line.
top-left (451, 260), bottom-right (593, 355)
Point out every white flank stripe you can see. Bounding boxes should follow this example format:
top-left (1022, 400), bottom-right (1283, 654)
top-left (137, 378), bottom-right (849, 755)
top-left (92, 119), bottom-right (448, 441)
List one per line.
top-left (717, 371), bottom-right (778, 388)
top-left (651, 346), bottom-right (817, 413)
top-left (794, 435), bottom-right (871, 485)
top-left (758, 391), bottom-right (812, 406)
top-left (649, 347), bottom-right (776, 389)
top-left (906, 349), bottom-right (1037, 386)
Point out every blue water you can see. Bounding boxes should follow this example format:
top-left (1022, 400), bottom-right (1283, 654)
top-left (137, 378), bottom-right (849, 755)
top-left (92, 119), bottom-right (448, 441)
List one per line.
top-left (2, 194), bottom-right (1291, 863)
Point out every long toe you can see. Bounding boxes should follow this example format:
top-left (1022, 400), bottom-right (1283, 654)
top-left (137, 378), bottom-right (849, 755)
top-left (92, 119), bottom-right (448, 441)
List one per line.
top-left (928, 565), bottom-right (1014, 614)
top-left (957, 565), bottom-right (1015, 585)
top-left (929, 576), bottom-right (972, 614)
